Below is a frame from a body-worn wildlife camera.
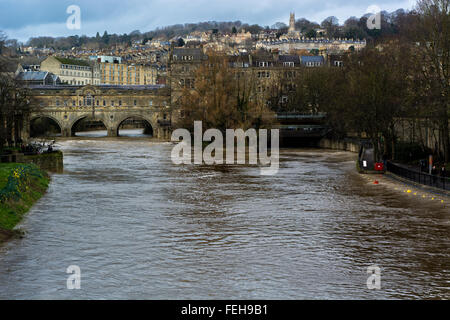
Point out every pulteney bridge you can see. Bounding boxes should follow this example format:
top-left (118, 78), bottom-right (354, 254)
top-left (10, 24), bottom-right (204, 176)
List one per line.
top-left (25, 85), bottom-right (173, 139)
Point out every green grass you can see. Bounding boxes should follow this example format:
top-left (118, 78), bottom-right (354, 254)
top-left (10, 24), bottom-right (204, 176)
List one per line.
top-left (0, 163), bottom-right (49, 232)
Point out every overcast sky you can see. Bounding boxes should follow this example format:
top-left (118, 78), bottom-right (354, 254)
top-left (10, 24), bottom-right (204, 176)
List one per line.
top-left (1, 0), bottom-right (417, 42)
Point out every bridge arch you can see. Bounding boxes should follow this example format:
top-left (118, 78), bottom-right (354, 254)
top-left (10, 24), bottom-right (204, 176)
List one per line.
top-left (113, 114), bottom-right (156, 137)
top-left (29, 115), bottom-right (63, 137)
top-left (70, 114), bottom-right (108, 137)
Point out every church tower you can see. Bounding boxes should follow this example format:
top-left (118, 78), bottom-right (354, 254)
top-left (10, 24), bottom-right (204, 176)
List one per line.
top-left (289, 12), bottom-right (296, 32)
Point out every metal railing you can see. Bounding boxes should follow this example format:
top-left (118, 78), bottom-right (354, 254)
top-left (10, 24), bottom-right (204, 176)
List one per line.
top-left (386, 161), bottom-right (450, 191)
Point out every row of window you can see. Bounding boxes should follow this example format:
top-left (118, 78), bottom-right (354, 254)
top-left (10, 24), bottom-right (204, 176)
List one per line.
top-left (54, 99), bottom-right (155, 107)
top-left (61, 70), bottom-right (92, 77)
top-left (256, 70), bottom-right (297, 79)
top-left (179, 78), bottom-right (195, 89)
top-left (283, 62), bottom-right (295, 67)
top-left (284, 71), bottom-right (297, 78)
top-left (257, 83), bottom-right (296, 93)
top-left (305, 62), bottom-right (323, 67)
top-left (61, 64), bottom-right (91, 71)
top-left (104, 74), bottom-right (138, 81)
top-left (62, 79), bottom-right (99, 85)
top-left (173, 55), bottom-right (195, 61)
top-left (102, 65), bottom-right (137, 71)
top-left (231, 62), bottom-right (250, 68)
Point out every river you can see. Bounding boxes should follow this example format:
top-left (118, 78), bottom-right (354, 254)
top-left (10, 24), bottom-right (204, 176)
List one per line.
top-left (0, 130), bottom-right (448, 299)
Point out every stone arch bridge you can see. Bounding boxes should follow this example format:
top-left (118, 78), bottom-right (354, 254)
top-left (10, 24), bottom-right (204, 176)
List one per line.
top-left (25, 85), bottom-right (173, 140)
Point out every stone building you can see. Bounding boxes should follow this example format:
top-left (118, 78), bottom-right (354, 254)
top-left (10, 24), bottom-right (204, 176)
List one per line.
top-left (287, 12), bottom-right (301, 39)
top-left (241, 51), bottom-right (303, 109)
top-left (231, 29), bottom-right (253, 44)
top-left (99, 62), bottom-right (158, 85)
top-left (257, 38), bottom-right (367, 54)
top-left (169, 47), bottom-right (304, 111)
top-left (169, 47), bottom-right (206, 106)
top-left (40, 56), bottom-right (100, 86)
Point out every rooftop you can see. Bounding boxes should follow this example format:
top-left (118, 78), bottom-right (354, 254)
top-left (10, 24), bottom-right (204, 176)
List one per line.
top-left (301, 56), bottom-right (325, 63)
top-left (54, 57), bottom-right (91, 67)
top-left (16, 71), bottom-right (49, 81)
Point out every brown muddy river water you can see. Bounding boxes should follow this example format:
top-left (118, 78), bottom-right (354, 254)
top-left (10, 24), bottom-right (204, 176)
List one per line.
top-left (0, 130), bottom-right (448, 299)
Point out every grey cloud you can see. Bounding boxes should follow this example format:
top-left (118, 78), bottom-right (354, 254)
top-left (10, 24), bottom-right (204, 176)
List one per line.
top-left (0, 0), bottom-right (415, 42)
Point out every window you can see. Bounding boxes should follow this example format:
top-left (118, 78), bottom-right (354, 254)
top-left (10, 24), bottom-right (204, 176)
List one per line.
top-left (134, 100), bottom-right (137, 106)
top-left (84, 95), bottom-right (93, 106)
top-left (149, 100), bottom-right (153, 106)
top-left (119, 100), bottom-right (122, 106)
top-left (111, 100), bottom-right (114, 107)
top-left (103, 100), bottom-right (106, 106)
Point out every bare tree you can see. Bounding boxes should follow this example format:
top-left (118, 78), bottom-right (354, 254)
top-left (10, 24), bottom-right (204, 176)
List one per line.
top-left (413, 0), bottom-right (450, 161)
top-left (0, 32), bottom-right (31, 149)
top-left (176, 52), bottom-right (275, 132)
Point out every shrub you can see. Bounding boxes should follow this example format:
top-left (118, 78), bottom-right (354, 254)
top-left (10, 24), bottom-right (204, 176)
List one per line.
top-left (0, 165), bottom-right (44, 203)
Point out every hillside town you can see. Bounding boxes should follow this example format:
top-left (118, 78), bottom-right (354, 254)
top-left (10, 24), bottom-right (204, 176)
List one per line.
top-left (3, 12), bottom-right (369, 88)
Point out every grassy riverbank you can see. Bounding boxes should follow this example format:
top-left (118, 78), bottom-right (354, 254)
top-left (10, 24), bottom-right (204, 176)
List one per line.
top-left (0, 163), bottom-right (49, 242)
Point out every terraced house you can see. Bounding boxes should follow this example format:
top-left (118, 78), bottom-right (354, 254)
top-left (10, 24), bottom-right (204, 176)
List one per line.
top-left (40, 56), bottom-right (101, 86)
top-left (99, 62), bottom-right (157, 85)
